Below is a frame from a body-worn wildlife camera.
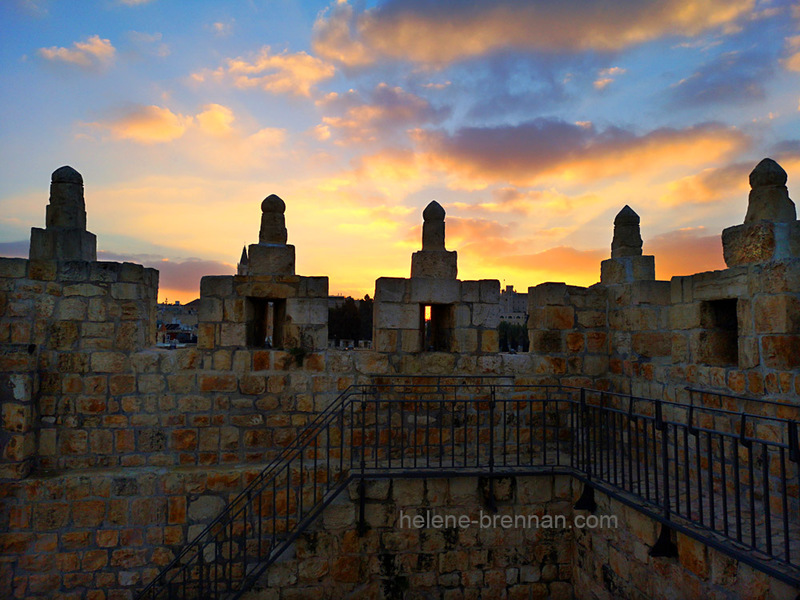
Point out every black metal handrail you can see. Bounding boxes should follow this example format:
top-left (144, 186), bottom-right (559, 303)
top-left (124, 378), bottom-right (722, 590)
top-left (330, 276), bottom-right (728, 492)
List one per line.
top-left (137, 384), bottom-right (800, 599)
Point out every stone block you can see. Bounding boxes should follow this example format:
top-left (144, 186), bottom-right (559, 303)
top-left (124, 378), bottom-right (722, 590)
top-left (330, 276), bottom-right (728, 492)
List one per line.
top-left (670, 303), bottom-right (702, 330)
top-left (286, 298), bottom-right (328, 325)
top-left (452, 328), bottom-right (478, 353)
top-left (529, 282), bottom-right (567, 307)
top-left (479, 279), bottom-right (500, 303)
top-left (631, 280), bottom-right (670, 305)
top-left (220, 323), bottom-right (246, 347)
top-left (530, 330), bottom-right (563, 354)
top-left (632, 332), bottom-right (671, 358)
top-left (29, 227), bottom-right (97, 261)
top-left (543, 306), bottom-right (574, 329)
top-left (0, 257), bottom-right (28, 278)
top-left (753, 294), bottom-right (800, 333)
top-left (461, 280), bottom-right (480, 302)
top-left (690, 267), bottom-right (748, 301)
top-left (576, 310), bottom-right (605, 328)
top-left (409, 277), bottom-right (460, 304)
top-left (472, 303), bottom-right (500, 327)
top-left (374, 277), bottom-right (407, 303)
top-left (247, 243), bottom-right (296, 275)
top-left (480, 329), bottom-right (498, 353)
top-left (300, 276), bottom-right (328, 298)
top-left (200, 276), bottom-right (234, 298)
top-left (223, 298), bottom-right (246, 322)
top-left (374, 302), bottom-right (420, 330)
top-left (410, 249), bottom-right (457, 278)
top-left (600, 255), bottom-right (655, 284)
top-left (198, 297), bottom-right (223, 322)
top-left (373, 329), bottom-right (398, 353)
top-left (57, 298), bottom-right (87, 320)
top-left (722, 221), bottom-right (800, 267)
top-left (236, 280), bottom-right (298, 299)
top-left (761, 335), bottom-right (800, 369)
top-left (400, 329), bottom-right (422, 353)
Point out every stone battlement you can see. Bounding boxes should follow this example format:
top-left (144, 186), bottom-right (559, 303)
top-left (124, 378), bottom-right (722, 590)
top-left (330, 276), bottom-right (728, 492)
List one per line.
top-left (1, 161), bottom-right (799, 599)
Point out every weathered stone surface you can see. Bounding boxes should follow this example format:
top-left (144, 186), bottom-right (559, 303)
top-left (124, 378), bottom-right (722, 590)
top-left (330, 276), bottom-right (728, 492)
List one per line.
top-left (421, 200), bottom-right (446, 250)
top-left (722, 221), bottom-right (800, 267)
top-left (410, 249), bottom-right (457, 279)
top-left (611, 205), bottom-right (643, 258)
top-left (259, 194), bottom-right (288, 244)
top-left (744, 158), bottom-right (795, 223)
top-left (247, 243), bottom-right (296, 276)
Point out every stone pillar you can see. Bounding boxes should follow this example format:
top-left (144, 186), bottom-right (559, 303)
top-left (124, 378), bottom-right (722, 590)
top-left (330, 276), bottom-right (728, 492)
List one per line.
top-left (411, 201), bottom-right (457, 278)
top-left (246, 194), bottom-right (296, 276)
top-left (29, 166), bottom-right (97, 261)
top-left (722, 158), bottom-right (800, 267)
top-left (600, 206), bottom-right (655, 284)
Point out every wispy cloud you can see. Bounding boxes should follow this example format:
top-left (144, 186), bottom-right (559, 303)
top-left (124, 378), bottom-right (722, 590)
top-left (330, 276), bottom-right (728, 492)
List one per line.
top-left (38, 35), bottom-right (116, 70)
top-left (669, 50), bottom-right (772, 108)
top-left (593, 66), bottom-right (627, 90)
top-left (207, 20), bottom-right (235, 37)
top-left (318, 83), bottom-right (450, 145)
top-left (193, 46), bottom-right (335, 97)
top-left (782, 35), bottom-right (800, 72)
top-left (127, 31), bottom-right (170, 57)
top-left (85, 105), bottom-right (192, 143)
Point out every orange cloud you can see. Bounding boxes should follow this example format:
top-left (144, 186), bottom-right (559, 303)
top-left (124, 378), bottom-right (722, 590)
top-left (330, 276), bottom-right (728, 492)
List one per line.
top-left (782, 35), bottom-right (800, 72)
top-left (86, 105), bottom-right (192, 143)
top-left (38, 35), bottom-right (116, 70)
top-left (195, 46), bottom-right (335, 97)
top-left (313, 0), bottom-right (754, 66)
top-left (415, 121), bottom-right (748, 188)
top-left (660, 161), bottom-right (750, 206)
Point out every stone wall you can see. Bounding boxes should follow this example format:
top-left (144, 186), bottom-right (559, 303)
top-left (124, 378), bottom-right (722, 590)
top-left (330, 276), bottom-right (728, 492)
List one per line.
top-left (373, 277), bottom-right (501, 355)
top-left (243, 475), bottom-right (576, 600)
top-left (0, 257), bottom-right (158, 479)
top-left (574, 489), bottom-right (799, 600)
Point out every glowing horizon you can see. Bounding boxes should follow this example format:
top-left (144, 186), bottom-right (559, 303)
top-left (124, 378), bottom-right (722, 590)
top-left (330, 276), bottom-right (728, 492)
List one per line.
top-left (1, 0), bottom-right (799, 304)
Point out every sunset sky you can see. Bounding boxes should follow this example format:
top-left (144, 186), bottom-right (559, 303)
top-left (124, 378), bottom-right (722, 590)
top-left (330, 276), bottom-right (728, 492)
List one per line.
top-left (1, 0), bottom-right (800, 303)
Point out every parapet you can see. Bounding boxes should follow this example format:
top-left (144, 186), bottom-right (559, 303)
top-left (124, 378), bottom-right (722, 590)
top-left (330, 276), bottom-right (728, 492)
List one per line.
top-left (374, 201), bottom-right (499, 353)
top-left (410, 200), bottom-right (457, 278)
top-left (29, 166), bottom-right (97, 262)
top-left (722, 158), bottom-right (800, 267)
top-left (600, 205), bottom-right (655, 284)
top-left (199, 193), bottom-right (328, 350)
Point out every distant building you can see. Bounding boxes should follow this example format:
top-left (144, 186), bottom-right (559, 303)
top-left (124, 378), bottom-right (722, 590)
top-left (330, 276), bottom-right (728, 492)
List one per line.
top-left (157, 299), bottom-right (199, 345)
top-left (499, 285), bottom-right (527, 323)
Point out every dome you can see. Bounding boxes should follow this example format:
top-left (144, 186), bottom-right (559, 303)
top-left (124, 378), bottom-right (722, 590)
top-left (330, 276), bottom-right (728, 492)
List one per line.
top-left (51, 166), bottom-right (83, 184)
top-left (261, 194), bottom-right (286, 213)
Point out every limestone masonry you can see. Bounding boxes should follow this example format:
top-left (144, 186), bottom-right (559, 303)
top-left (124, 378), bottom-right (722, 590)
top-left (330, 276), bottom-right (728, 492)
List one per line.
top-left (1, 161), bottom-right (799, 600)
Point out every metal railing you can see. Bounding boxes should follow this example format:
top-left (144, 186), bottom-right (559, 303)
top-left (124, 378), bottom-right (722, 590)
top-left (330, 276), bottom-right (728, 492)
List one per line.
top-left (137, 383), bottom-right (800, 599)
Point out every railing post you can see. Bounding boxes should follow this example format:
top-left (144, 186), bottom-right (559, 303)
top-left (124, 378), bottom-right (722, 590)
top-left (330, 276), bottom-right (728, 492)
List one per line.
top-left (574, 388), bottom-right (596, 512)
top-left (788, 420), bottom-right (799, 463)
top-left (358, 395), bottom-right (368, 535)
top-left (487, 386), bottom-right (497, 513)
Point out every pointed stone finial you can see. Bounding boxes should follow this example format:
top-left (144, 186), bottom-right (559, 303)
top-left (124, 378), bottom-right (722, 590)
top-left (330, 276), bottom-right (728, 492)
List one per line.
top-left (237, 245), bottom-right (249, 275)
top-left (422, 200), bottom-right (446, 250)
top-left (611, 205), bottom-right (643, 258)
top-left (744, 158), bottom-right (795, 223)
top-left (259, 194), bottom-right (288, 244)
